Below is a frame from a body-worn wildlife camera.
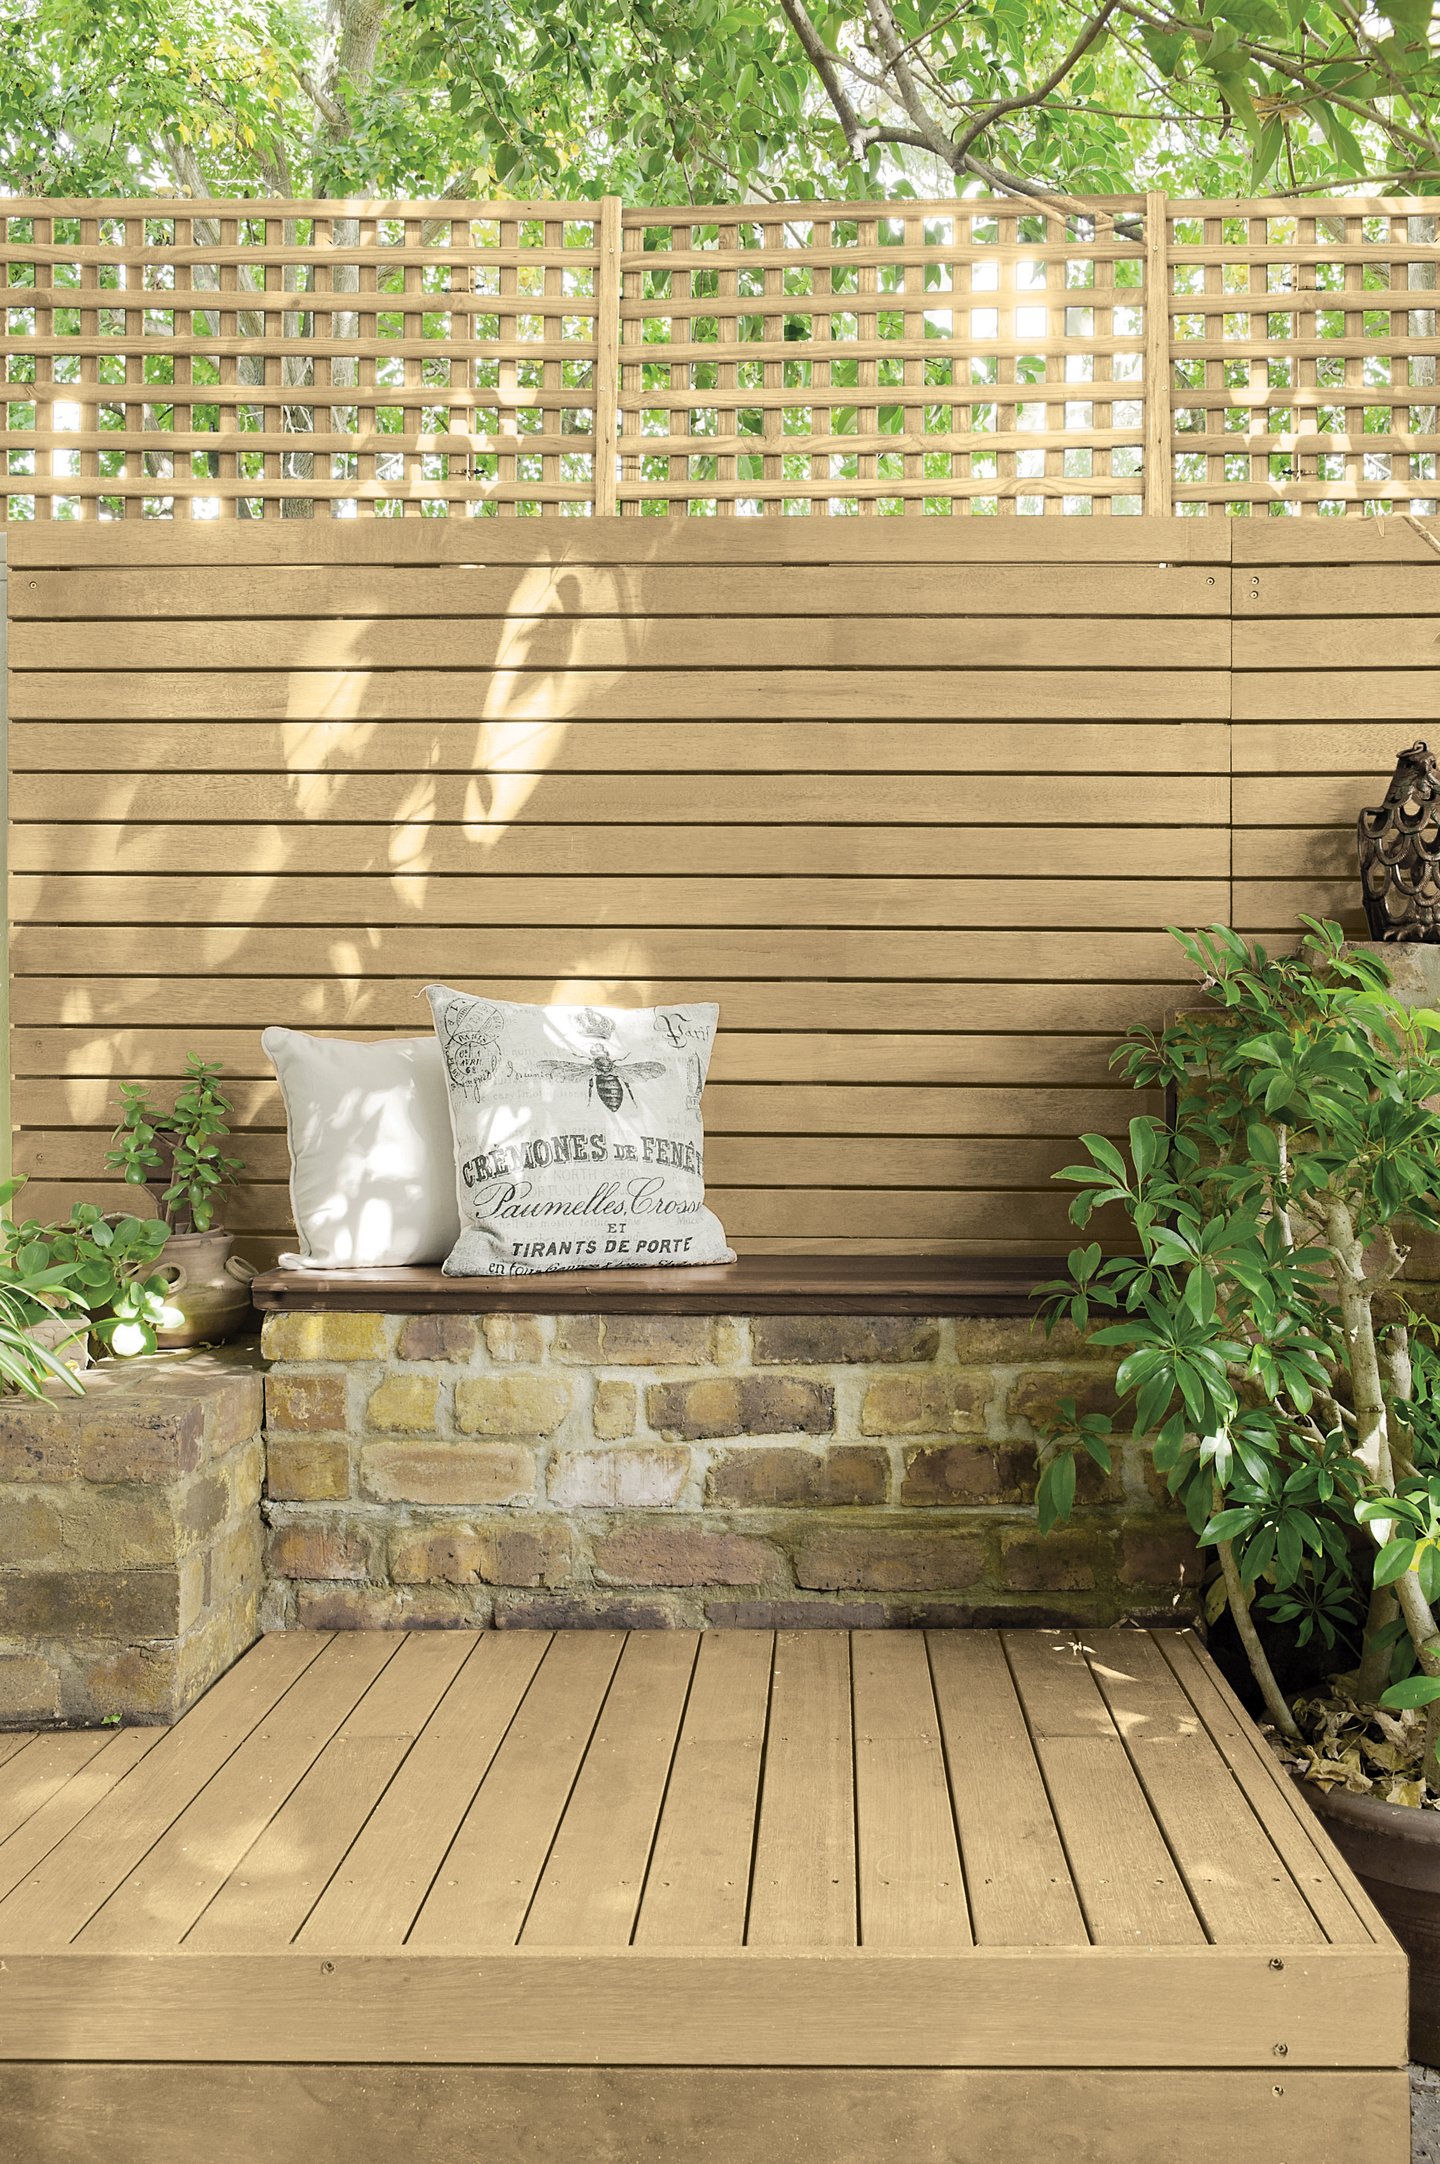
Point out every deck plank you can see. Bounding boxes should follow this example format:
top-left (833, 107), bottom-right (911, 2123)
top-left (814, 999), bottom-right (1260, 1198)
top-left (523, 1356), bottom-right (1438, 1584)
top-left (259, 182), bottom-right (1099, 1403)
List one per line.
top-left (0, 1732), bottom-right (113, 1847)
top-left (0, 1733), bottom-right (36, 1771)
top-left (853, 1634), bottom-right (971, 1947)
top-left (748, 1631), bottom-right (856, 1948)
top-left (186, 1633), bottom-right (475, 1950)
top-left (1086, 1630), bottom-right (1323, 1946)
top-left (1002, 1633), bottom-right (1203, 1947)
top-left (77, 1635), bottom-right (397, 1951)
top-left (522, 1633), bottom-right (698, 1947)
top-left (928, 1632), bottom-right (1088, 1947)
top-left (1155, 1631), bottom-right (1380, 1946)
top-left (409, 1631), bottom-right (624, 1947)
top-left (0, 1632), bottom-right (329, 1949)
top-left (0, 1730), bottom-right (160, 1908)
top-left (299, 1631), bottom-right (550, 1950)
top-left (633, 1630), bottom-right (772, 1947)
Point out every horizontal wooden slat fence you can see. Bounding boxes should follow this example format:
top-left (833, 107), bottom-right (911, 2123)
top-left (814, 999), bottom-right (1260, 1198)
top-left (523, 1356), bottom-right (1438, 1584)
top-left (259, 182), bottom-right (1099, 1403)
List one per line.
top-left (8, 516), bottom-right (1238, 1261)
top-left (3, 193), bottom-right (1439, 521)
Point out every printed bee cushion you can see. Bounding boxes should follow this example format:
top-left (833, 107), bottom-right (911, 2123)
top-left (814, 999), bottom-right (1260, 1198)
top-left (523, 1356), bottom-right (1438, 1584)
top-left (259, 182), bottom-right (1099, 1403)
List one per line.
top-left (424, 988), bottom-right (735, 1276)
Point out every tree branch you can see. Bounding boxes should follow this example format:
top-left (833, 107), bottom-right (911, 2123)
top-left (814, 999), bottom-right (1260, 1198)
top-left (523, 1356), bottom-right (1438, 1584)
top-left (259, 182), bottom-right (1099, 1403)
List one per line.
top-left (779, 0), bottom-right (868, 160)
top-left (951, 0), bottom-right (1122, 160)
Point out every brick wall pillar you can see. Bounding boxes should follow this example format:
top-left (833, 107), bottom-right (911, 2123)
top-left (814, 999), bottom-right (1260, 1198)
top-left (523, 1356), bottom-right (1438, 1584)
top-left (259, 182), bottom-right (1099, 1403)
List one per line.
top-left (0, 1348), bottom-right (264, 1723)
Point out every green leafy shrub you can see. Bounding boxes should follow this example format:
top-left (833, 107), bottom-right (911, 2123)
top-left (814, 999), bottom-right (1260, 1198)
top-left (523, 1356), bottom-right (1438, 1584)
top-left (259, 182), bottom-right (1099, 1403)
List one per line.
top-left (1038, 918), bottom-right (1440, 1792)
top-left (106, 1056), bottom-right (244, 1234)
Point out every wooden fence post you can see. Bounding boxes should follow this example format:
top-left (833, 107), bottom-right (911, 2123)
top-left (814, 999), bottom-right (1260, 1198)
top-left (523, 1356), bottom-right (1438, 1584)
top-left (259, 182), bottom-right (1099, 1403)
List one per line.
top-left (1143, 190), bottom-right (1173, 517)
top-left (594, 194), bottom-right (623, 517)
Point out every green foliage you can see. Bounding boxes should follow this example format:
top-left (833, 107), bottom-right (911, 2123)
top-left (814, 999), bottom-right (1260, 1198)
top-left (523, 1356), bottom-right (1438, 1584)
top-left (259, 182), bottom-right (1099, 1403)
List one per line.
top-left (4, 1201), bottom-right (178, 1358)
top-left (1036, 918), bottom-right (1440, 1742)
top-left (2, 0), bottom-right (1437, 207)
top-left (106, 1056), bottom-right (244, 1235)
top-left (0, 1175), bottom-right (93, 1398)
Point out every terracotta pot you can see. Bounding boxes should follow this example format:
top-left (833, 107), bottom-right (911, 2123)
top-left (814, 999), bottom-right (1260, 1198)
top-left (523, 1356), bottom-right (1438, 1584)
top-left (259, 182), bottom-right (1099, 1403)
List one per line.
top-left (154, 1229), bottom-right (255, 1348)
top-left (1300, 1777), bottom-right (1440, 2061)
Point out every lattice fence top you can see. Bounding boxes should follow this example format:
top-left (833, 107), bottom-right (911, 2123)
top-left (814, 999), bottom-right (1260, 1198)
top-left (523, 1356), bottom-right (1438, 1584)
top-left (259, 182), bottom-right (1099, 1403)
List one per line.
top-left (2, 191), bottom-right (1439, 518)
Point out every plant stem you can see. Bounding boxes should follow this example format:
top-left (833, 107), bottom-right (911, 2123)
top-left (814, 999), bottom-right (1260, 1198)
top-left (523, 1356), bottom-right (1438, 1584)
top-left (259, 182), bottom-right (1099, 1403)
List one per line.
top-left (1217, 1531), bottom-right (1300, 1738)
top-left (1354, 1581), bottom-right (1399, 1704)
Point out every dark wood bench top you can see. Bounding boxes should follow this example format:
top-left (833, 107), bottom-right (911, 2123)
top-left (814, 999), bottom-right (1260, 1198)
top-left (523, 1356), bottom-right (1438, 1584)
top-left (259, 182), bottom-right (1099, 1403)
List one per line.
top-left (249, 1254), bottom-right (1058, 1316)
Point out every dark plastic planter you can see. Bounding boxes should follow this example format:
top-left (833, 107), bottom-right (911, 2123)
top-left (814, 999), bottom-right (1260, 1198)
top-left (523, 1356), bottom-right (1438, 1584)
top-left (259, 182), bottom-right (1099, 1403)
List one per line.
top-left (1300, 1778), bottom-right (1440, 2062)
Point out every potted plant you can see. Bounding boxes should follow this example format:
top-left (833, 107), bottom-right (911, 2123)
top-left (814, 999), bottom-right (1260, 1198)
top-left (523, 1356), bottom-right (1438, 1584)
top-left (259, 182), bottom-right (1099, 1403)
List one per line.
top-left (106, 1055), bottom-right (252, 1347)
top-left (7, 1200), bottom-right (180, 1361)
top-left (1035, 918), bottom-right (1440, 2059)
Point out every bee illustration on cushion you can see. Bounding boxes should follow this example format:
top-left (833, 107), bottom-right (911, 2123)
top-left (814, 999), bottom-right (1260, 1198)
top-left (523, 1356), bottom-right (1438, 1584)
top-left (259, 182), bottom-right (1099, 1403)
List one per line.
top-left (440, 996), bottom-right (504, 1104)
top-left (538, 1009), bottom-right (666, 1113)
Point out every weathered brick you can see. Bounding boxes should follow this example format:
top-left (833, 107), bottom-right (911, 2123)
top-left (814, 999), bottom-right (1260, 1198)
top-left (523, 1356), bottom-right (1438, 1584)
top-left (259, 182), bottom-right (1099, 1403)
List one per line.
top-left (388, 1518), bottom-right (575, 1589)
top-left (261, 1312), bottom-right (389, 1362)
top-left (0, 1399), bottom-right (205, 1484)
top-left (389, 1524), bottom-right (489, 1584)
top-left (0, 1492), bottom-right (61, 1562)
top-left (547, 1447), bottom-right (690, 1508)
top-left (477, 1522), bottom-right (576, 1588)
top-left (794, 1527), bottom-right (985, 1593)
top-left (492, 1590), bottom-right (691, 1630)
top-left (1006, 1367), bottom-right (1121, 1433)
top-left (72, 1642), bottom-right (183, 1723)
top-left (704, 1597), bottom-right (885, 1628)
top-left (482, 1315), bottom-right (549, 1365)
top-left (366, 1375), bottom-right (441, 1434)
top-left (57, 1488), bottom-right (178, 1569)
top-left (555, 1315), bottom-right (716, 1366)
top-left (265, 1516), bottom-right (372, 1582)
top-left (705, 1445), bottom-right (888, 1507)
top-left (398, 1314), bottom-right (479, 1363)
top-left (360, 1442), bottom-right (535, 1506)
top-left (0, 1653), bottom-right (60, 1723)
top-left (1000, 1527), bottom-right (1112, 1593)
top-left (752, 1316), bottom-right (940, 1365)
top-left (592, 1379), bottom-right (637, 1440)
top-left (454, 1374), bottom-right (571, 1437)
top-left (266, 1371), bottom-right (347, 1435)
top-left (859, 1373), bottom-right (989, 1437)
top-left (900, 1443), bottom-right (1035, 1507)
top-left (0, 1570), bottom-right (181, 1638)
top-left (954, 1316), bottom-right (1089, 1364)
top-left (593, 1525), bottom-right (786, 1588)
top-left (1120, 1520), bottom-right (1202, 1584)
top-left (647, 1376), bottom-right (832, 1441)
top-left (266, 1436), bottom-right (351, 1502)
top-left (296, 1582), bottom-right (485, 1630)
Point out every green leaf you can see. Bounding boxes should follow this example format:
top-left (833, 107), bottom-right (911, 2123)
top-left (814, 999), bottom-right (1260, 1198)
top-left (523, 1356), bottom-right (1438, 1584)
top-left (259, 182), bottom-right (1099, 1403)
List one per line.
top-left (1380, 1675), bottom-right (1440, 1709)
top-left (1374, 1538), bottom-right (1419, 1587)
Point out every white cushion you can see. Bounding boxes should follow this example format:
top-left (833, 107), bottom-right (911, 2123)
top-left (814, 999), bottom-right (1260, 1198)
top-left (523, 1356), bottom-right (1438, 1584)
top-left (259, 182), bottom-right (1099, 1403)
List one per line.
top-left (424, 989), bottom-right (735, 1276)
top-left (262, 1027), bottom-right (461, 1269)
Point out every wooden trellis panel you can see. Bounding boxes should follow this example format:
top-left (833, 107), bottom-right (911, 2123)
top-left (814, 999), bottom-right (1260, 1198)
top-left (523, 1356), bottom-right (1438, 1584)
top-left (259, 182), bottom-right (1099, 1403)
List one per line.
top-left (0, 199), bottom-right (612, 519)
top-left (1164, 199), bottom-right (1440, 517)
top-left (614, 198), bottom-right (1148, 516)
top-left (7, 516), bottom-right (1230, 1263)
top-left (7, 191), bottom-right (1440, 522)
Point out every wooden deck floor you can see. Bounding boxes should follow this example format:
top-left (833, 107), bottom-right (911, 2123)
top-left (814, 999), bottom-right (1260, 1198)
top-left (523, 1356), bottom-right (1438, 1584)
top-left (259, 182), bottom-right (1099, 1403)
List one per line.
top-left (0, 1628), bottom-right (1411, 2164)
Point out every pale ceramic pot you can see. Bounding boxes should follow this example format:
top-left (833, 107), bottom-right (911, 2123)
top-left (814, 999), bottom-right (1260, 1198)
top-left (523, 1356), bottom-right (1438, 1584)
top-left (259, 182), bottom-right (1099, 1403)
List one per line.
top-left (154, 1229), bottom-right (255, 1348)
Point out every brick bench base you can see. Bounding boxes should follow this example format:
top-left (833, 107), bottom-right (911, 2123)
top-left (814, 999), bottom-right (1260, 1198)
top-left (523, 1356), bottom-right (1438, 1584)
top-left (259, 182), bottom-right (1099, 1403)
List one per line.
top-left (259, 1310), bottom-right (1197, 1631)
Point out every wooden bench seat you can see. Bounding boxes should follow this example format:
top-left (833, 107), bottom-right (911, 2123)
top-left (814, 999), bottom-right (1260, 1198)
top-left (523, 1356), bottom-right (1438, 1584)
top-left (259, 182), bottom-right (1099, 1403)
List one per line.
top-left (249, 1253), bottom-right (1058, 1316)
top-left (0, 1627), bottom-right (1409, 2163)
